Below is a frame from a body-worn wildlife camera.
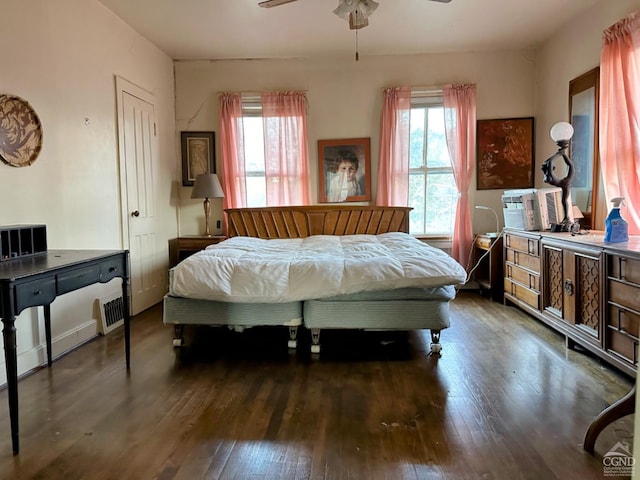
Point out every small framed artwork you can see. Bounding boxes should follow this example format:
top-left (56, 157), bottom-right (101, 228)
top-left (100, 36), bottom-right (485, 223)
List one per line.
top-left (318, 137), bottom-right (371, 203)
top-left (181, 131), bottom-right (215, 186)
top-left (476, 117), bottom-right (535, 190)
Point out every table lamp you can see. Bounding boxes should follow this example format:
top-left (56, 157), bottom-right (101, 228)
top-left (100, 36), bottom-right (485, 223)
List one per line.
top-left (191, 173), bottom-right (224, 236)
top-left (541, 121), bottom-right (575, 231)
top-left (475, 205), bottom-right (500, 238)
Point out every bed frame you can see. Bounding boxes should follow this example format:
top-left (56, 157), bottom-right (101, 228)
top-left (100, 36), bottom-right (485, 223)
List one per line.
top-left (164, 205), bottom-right (455, 354)
top-left (225, 205), bottom-right (411, 238)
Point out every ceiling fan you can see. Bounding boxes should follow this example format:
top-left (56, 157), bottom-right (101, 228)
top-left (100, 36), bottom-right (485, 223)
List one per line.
top-left (259, 0), bottom-right (452, 30)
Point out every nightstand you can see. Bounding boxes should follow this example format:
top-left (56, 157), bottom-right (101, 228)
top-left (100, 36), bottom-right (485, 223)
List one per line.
top-left (169, 235), bottom-right (227, 267)
top-left (472, 233), bottom-right (503, 302)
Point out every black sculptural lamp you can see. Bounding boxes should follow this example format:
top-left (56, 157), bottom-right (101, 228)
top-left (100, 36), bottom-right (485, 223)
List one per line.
top-left (541, 121), bottom-right (575, 232)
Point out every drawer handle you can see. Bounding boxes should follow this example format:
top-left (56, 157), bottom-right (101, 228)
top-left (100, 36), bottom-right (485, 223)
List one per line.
top-left (34, 290), bottom-right (41, 295)
top-left (564, 279), bottom-right (573, 296)
top-left (109, 267), bottom-right (118, 273)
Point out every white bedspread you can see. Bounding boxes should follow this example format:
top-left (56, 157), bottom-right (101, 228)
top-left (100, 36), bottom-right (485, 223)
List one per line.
top-left (169, 233), bottom-right (467, 303)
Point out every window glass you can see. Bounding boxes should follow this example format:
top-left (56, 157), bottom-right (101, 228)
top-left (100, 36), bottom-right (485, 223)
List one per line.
top-left (408, 101), bottom-right (457, 236)
top-left (242, 114), bottom-right (267, 207)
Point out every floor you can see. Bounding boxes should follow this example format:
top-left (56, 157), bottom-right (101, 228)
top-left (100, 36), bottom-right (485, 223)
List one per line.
top-left (0, 292), bottom-right (634, 479)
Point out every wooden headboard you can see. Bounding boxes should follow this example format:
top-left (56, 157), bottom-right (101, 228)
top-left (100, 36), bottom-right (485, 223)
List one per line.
top-left (225, 205), bottom-right (411, 238)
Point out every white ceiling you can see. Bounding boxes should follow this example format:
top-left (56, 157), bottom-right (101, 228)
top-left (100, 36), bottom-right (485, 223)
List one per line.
top-left (96, 0), bottom-right (600, 60)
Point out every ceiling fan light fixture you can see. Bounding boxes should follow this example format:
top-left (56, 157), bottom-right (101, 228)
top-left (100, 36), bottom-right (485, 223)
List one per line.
top-left (333, 0), bottom-right (378, 25)
top-left (349, 12), bottom-right (369, 30)
top-left (333, 0), bottom-right (358, 20)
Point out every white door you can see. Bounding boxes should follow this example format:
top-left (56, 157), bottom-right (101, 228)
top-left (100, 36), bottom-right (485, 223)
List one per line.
top-left (115, 76), bottom-right (163, 315)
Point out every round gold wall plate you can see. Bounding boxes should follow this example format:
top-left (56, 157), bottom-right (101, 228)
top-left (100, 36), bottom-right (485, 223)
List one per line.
top-left (0, 94), bottom-right (43, 167)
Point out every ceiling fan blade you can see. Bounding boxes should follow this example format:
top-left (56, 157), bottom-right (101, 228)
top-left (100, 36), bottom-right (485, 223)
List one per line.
top-left (258, 0), bottom-right (299, 8)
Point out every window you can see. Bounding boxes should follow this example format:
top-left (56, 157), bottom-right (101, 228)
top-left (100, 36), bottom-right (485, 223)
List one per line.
top-left (228, 92), bottom-right (309, 208)
top-left (242, 98), bottom-right (267, 207)
top-left (408, 96), bottom-right (458, 235)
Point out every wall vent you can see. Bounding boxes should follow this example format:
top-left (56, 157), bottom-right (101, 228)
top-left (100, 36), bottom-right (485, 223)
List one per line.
top-left (97, 293), bottom-right (124, 335)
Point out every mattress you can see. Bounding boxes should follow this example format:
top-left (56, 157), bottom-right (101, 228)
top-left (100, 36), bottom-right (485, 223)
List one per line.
top-left (169, 233), bottom-right (466, 303)
top-left (163, 295), bottom-right (302, 327)
top-left (303, 286), bottom-right (454, 330)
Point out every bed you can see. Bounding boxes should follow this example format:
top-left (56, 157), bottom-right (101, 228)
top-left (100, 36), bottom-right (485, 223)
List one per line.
top-left (163, 205), bottom-right (466, 354)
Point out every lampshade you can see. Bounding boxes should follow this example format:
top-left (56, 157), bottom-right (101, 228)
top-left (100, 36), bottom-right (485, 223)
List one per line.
top-left (191, 174), bottom-right (224, 199)
top-left (550, 122), bottom-right (574, 143)
top-left (333, 0), bottom-right (378, 21)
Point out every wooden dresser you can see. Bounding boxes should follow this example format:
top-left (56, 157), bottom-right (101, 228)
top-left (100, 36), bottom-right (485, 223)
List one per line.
top-left (504, 229), bottom-right (640, 377)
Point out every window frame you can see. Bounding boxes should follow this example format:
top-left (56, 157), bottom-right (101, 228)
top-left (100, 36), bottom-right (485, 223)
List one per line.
top-left (409, 92), bottom-right (456, 238)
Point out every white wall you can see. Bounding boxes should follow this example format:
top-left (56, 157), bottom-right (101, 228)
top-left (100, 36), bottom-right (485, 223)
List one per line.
top-left (174, 50), bottom-right (537, 237)
top-left (534, 0), bottom-right (640, 230)
top-left (0, 0), bottom-right (177, 384)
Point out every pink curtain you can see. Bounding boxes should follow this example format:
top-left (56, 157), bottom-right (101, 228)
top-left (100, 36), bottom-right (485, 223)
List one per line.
top-left (376, 87), bottom-right (411, 206)
top-left (600, 11), bottom-right (640, 234)
top-left (443, 84), bottom-right (477, 268)
top-left (261, 91), bottom-right (311, 206)
top-left (219, 93), bottom-right (247, 209)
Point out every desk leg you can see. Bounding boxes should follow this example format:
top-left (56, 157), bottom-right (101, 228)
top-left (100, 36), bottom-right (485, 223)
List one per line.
top-left (1, 293), bottom-right (19, 454)
top-left (584, 384), bottom-right (636, 454)
top-left (121, 260), bottom-right (131, 369)
top-left (43, 305), bottom-right (52, 367)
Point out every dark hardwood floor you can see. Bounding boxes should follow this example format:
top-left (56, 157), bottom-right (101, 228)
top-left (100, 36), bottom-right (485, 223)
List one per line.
top-left (0, 292), bottom-right (634, 479)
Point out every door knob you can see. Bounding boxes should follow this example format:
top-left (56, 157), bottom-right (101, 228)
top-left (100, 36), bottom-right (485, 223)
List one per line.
top-left (131, 210), bottom-right (140, 217)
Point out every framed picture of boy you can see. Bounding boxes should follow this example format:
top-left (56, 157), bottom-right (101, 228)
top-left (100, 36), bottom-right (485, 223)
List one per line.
top-left (318, 137), bottom-right (371, 203)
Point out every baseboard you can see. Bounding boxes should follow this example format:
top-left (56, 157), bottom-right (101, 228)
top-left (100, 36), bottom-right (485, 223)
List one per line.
top-left (0, 320), bottom-right (97, 387)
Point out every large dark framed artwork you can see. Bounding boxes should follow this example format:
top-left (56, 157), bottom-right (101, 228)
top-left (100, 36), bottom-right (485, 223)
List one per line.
top-left (318, 137), bottom-right (371, 203)
top-left (181, 131), bottom-right (215, 186)
top-left (476, 117), bottom-right (535, 190)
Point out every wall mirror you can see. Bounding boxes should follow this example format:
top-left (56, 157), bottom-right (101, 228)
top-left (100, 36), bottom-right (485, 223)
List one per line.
top-left (568, 66), bottom-right (600, 229)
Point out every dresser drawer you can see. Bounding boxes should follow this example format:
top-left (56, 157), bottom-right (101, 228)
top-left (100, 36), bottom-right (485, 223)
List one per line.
top-left (505, 234), bottom-right (539, 256)
top-left (609, 255), bottom-right (640, 286)
top-left (506, 249), bottom-right (540, 274)
top-left (15, 277), bottom-right (56, 313)
top-left (475, 236), bottom-right (493, 249)
top-left (100, 257), bottom-right (125, 283)
top-left (607, 326), bottom-right (638, 366)
top-left (504, 278), bottom-right (539, 309)
top-left (505, 263), bottom-right (539, 291)
top-left (57, 265), bottom-right (101, 294)
top-left (609, 279), bottom-right (640, 310)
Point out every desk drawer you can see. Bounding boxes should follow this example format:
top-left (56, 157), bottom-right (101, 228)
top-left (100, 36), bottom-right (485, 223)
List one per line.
top-left (57, 265), bottom-right (101, 294)
top-left (15, 277), bottom-right (56, 312)
top-left (100, 257), bottom-right (125, 283)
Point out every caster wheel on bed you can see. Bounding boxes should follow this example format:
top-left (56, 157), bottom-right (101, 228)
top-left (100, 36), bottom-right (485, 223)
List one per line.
top-left (430, 343), bottom-right (442, 355)
top-left (172, 338), bottom-right (185, 348)
top-left (287, 340), bottom-right (297, 349)
top-left (310, 344), bottom-right (321, 354)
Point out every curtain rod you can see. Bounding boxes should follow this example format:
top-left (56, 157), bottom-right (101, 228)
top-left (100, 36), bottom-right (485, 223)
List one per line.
top-left (381, 84), bottom-right (445, 97)
top-left (217, 90), bottom-right (309, 97)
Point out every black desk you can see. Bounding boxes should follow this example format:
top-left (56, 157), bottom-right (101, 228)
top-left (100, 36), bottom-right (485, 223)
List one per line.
top-left (0, 250), bottom-right (130, 455)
